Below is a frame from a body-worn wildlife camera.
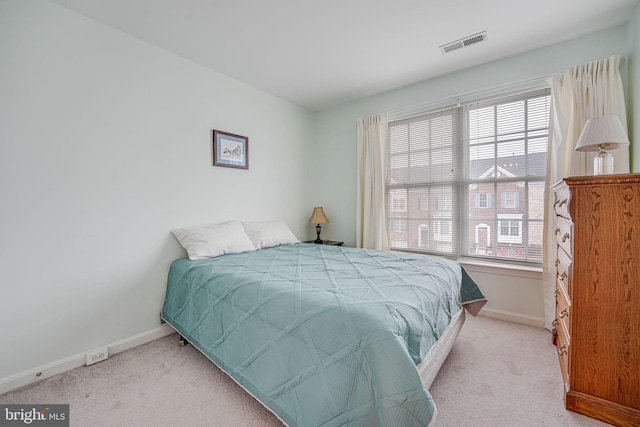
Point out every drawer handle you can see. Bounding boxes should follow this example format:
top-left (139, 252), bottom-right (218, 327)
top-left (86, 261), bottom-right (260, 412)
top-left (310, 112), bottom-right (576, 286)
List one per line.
top-left (552, 319), bottom-right (559, 327)
top-left (558, 344), bottom-right (567, 356)
top-left (554, 289), bottom-right (560, 296)
top-left (562, 233), bottom-right (570, 242)
top-left (554, 228), bottom-right (560, 235)
top-left (558, 199), bottom-right (568, 207)
top-left (554, 258), bottom-right (560, 267)
top-left (559, 308), bottom-right (569, 318)
top-left (560, 272), bottom-right (568, 281)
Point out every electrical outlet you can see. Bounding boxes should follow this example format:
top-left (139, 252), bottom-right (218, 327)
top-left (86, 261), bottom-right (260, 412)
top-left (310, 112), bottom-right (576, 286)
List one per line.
top-left (85, 347), bottom-right (108, 366)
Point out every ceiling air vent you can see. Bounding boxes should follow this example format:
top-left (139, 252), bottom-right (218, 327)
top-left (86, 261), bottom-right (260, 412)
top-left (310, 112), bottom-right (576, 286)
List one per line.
top-left (439, 31), bottom-right (487, 54)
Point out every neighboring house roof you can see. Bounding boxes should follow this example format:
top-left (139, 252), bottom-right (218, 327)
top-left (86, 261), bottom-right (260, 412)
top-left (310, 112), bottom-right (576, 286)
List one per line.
top-left (388, 152), bottom-right (546, 184)
top-left (468, 152), bottom-right (546, 180)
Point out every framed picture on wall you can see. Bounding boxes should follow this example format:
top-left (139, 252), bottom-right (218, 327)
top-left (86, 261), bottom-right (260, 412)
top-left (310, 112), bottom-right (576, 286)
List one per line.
top-left (213, 130), bottom-right (249, 169)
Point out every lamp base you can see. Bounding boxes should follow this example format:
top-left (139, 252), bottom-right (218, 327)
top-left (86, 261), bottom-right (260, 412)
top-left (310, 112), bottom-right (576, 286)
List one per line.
top-left (593, 148), bottom-right (613, 175)
top-left (314, 224), bottom-right (323, 244)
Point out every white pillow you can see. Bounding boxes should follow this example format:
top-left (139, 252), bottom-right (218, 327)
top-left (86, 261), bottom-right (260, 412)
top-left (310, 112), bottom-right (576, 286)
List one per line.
top-left (242, 220), bottom-right (299, 249)
top-left (171, 220), bottom-right (256, 260)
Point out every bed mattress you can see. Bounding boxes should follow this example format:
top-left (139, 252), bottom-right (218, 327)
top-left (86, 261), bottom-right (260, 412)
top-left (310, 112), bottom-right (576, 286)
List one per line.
top-left (161, 243), bottom-right (485, 426)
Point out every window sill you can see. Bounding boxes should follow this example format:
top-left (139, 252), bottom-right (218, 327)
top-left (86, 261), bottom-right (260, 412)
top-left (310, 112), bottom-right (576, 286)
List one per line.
top-left (391, 248), bottom-right (543, 279)
top-left (458, 258), bottom-right (542, 279)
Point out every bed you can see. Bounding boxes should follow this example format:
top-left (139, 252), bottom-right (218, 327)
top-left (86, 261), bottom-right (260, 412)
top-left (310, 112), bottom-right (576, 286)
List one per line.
top-left (161, 241), bottom-right (486, 426)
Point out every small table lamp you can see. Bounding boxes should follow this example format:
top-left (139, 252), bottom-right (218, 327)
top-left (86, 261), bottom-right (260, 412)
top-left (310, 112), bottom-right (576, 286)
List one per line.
top-left (309, 207), bottom-right (329, 243)
top-left (574, 115), bottom-right (629, 175)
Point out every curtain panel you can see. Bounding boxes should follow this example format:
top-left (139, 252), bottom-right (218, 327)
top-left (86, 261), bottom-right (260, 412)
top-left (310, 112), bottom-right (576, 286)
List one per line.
top-left (542, 54), bottom-right (629, 330)
top-left (356, 114), bottom-right (390, 250)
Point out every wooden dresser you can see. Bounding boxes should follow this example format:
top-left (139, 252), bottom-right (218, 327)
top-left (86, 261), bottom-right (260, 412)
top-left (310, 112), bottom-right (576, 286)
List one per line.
top-left (550, 174), bottom-right (640, 426)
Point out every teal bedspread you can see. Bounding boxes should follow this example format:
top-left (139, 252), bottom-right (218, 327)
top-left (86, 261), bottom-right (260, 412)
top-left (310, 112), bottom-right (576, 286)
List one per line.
top-left (161, 243), bottom-right (485, 426)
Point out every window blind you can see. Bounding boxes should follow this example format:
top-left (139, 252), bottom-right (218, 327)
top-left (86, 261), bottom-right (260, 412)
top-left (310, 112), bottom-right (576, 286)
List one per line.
top-left (387, 87), bottom-right (550, 264)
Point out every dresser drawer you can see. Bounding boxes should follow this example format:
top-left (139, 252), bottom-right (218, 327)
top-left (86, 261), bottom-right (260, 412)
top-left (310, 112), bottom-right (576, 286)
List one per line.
top-left (555, 278), bottom-right (571, 337)
top-left (555, 216), bottom-right (573, 256)
top-left (555, 314), bottom-right (570, 387)
top-left (556, 246), bottom-right (572, 297)
top-left (553, 186), bottom-right (572, 220)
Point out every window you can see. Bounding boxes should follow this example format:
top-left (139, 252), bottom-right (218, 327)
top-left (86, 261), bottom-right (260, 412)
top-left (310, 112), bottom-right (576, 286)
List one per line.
top-left (391, 219), bottom-right (407, 232)
top-left (498, 214), bottom-right (522, 242)
top-left (436, 195), bottom-right (452, 211)
top-left (475, 193), bottom-right (491, 208)
top-left (386, 87), bottom-right (550, 264)
top-left (501, 192), bottom-right (519, 208)
top-left (419, 224), bottom-right (429, 247)
top-left (434, 220), bottom-right (452, 242)
top-left (418, 197), bottom-right (429, 210)
top-left (390, 190), bottom-right (407, 212)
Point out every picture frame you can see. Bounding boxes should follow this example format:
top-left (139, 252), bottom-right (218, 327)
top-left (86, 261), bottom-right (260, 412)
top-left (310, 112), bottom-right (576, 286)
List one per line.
top-left (213, 130), bottom-right (249, 169)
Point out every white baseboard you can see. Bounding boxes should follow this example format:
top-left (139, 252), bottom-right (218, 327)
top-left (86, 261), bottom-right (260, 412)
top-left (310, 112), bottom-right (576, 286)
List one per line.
top-left (0, 311), bottom-right (545, 396)
top-left (479, 308), bottom-right (545, 328)
top-left (0, 324), bottom-right (175, 395)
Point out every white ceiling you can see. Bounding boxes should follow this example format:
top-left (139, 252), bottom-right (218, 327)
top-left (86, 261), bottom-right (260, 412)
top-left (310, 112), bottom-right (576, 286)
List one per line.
top-left (49, 0), bottom-right (639, 111)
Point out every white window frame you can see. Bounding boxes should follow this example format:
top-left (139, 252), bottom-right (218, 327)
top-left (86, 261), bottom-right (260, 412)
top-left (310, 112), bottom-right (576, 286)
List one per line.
top-left (391, 196), bottom-right (407, 213)
top-left (478, 193), bottom-right (489, 208)
top-left (434, 220), bottom-right (452, 242)
top-left (498, 214), bottom-right (523, 243)
top-left (418, 197), bottom-right (429, 210)
top-left (419, 224), bottom-right (430, 248)
top-left (502, 192), bottom-right (518, 208)
top-left (391, 239), bottom-right (408, 249)
top-left (391, 219), bottom-right (407, 232)
top-left (437, 195), bottom-right (452, 211)
top-left (386, 85), bottom-right (549, 265)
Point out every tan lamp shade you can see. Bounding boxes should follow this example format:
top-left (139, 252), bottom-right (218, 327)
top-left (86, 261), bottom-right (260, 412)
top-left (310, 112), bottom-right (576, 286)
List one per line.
top-left (309, 207), bottom-right (329, 225)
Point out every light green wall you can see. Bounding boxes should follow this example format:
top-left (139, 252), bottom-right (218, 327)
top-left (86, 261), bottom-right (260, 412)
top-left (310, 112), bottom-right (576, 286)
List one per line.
top-left (316, 25), bottom-right (630, 247)
top-left (0, 0), bottom-right (315, 381)
top-left (315, 24), bottom-right (631, 322)
top-left (2, 0), bottom-right (639, 386)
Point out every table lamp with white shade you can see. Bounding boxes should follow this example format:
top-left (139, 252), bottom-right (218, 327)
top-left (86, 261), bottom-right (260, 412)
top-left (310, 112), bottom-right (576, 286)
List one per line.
top-left (574, 115), bottom-right (629, 176)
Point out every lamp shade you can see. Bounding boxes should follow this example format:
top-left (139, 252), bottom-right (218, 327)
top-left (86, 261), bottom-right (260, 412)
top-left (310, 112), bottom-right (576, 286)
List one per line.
top-left (575, 115), bottom-right (629, 152)
top-left (309, 207), bottom-right (329, 224)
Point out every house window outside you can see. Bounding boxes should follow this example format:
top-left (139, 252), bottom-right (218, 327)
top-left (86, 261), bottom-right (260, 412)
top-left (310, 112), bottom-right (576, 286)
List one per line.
top-left (502, 192), bottom-right (519, 208)
top-left (498, 215), bottom-right (522, 241)
top-left (436, 195), bottom-right (452, 211)
top-left (386, 86), bottom-right (549, 264)
top-left (418, 197), bottom-right (429, 210)
top-left (419, 224), bottom-right (429, 247)
top-left (391, 219), bottom-right (407, 232)
top-left (475, 193), bottom-right (491, 208)
top-left (390, 191), bottom-right (407, 212)
top-left (434, 220), bottom-right (452, 242)
top-left (499, 221), bottom-right (518, 236)
top-left (391, 240), bottom-right (408, 249)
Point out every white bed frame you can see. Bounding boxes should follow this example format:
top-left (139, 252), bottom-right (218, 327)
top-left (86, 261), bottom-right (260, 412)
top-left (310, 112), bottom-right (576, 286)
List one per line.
top-left (418, 308), bottom-right (465, 389)
top-left (167, 306), bottom-right (466, 427)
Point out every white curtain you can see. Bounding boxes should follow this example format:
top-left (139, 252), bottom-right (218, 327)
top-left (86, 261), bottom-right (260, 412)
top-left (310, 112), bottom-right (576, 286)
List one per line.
top-left (356, 114), bottom-right (390, 250)
top-left (542, 54), bottom-right (629, 330)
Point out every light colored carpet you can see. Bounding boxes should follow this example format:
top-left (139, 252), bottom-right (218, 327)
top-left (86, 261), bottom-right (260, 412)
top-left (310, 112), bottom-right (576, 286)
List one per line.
top-left (429, 315), bottom-right (606, 426)
top-left (0, 315), bottom-right (607, 426)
